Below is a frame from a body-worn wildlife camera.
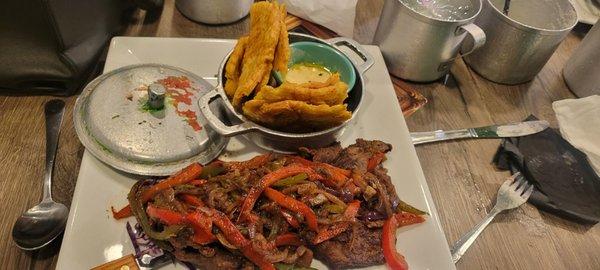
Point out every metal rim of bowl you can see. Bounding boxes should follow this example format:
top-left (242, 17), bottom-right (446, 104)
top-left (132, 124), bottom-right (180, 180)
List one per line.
top-left (396, 0), bottom-right (484, 25)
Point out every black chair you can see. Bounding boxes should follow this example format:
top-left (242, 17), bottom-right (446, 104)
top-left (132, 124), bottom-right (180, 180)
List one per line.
top-left (0, 0), bottom-right (160, 96)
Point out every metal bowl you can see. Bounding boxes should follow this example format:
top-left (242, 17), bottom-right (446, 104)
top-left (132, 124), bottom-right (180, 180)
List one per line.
top-left (199, 33), bottom-right (374, 153)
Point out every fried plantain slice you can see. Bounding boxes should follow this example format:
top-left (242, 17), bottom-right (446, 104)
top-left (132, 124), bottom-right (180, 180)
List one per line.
top-left (224, 36), bottom-right (249, 98)
top-left (233, 2), bottom-right (282, 107)
top-left (242, 99), bottom-right (352, 130)
top-left (254, 74), bottom-right (348, 106)
top-left (273, 3), bottom-right (290, 76)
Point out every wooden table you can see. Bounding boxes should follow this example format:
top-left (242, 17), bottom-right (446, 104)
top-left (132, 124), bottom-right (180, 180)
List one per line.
top-left (1, 0), bottom-right (599, 269)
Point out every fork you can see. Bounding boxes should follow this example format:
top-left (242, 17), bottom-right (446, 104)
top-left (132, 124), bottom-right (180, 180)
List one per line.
top-left (450, 173), bottom-right (534, 263)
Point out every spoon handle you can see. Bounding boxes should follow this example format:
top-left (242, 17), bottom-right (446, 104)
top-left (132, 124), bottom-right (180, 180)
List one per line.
top-left (42, 100), bottom-right (65, 202)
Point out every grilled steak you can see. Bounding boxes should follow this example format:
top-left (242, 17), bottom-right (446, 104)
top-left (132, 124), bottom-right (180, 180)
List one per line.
top-left (125, 139), bottom-right (424, 270)
top-left (303, 139), bottom-right (392, 173)
top-left (172, 247), bottom-right (251, 270)
top-left (300, 143), bottom-right (343, 164)
top-left (300, 140), bottom-right (399, 267)
top-left (313, 222), bottom-right (385, 269)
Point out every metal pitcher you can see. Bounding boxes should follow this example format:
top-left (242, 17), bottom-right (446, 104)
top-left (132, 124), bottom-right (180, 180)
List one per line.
top-left (176, 0), bottom-right (253, 25)
top-left (465, 0), bottom-right (578, 84)
top-left (373, 0), bottom-right (486, 82)
top-left (563, 22), bottom-right (600, 97)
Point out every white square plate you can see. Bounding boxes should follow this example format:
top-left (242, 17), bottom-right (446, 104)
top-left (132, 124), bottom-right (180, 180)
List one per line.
top-left (56, 37), bottom-right (455, 270)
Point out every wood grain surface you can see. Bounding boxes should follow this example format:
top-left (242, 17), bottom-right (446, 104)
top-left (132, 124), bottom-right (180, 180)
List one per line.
top-left (1, 0), bottom-right (598, 269)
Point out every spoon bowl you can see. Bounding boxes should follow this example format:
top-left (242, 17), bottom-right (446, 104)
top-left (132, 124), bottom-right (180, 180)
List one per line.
top-left (12, 200), bottom-right (69, 250)
top-left (12, 99), bottom-right (68, 250)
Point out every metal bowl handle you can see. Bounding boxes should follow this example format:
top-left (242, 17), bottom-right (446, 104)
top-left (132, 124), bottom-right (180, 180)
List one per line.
top-left (198, 88), bottom-right (257, 136)
top-left (327, 37), bottom-right (375, 74)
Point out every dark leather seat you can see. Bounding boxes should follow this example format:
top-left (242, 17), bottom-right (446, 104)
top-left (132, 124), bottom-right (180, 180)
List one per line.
top-left (0, 0), bottom-right (134, 95)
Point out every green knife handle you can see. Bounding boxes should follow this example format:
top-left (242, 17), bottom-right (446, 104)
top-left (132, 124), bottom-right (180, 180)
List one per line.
top-left (410, 129), bottom-right (476, 145)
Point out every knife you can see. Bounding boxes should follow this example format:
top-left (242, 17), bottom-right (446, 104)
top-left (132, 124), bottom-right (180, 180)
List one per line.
top-left (411, 120), bottom-right (549, 145)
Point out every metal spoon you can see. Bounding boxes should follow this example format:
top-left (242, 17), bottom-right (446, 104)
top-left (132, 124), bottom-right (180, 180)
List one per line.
top-left (12, 99), bottom-right (69, 250)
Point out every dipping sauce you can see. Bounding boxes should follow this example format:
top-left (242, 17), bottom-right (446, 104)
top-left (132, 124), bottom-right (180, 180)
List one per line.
top-left (286, 63), bottom-right (332, 84)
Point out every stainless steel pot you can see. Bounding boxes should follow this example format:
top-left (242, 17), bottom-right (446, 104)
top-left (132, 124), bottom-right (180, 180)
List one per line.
top-left (464, 0), bottom-right (578, 84)
top-left (199, 33), bottom-right (374, 153)
top-left (176, 0), bottom-right (252, 25)
top-left (373, 0), bottom-right (486, 82)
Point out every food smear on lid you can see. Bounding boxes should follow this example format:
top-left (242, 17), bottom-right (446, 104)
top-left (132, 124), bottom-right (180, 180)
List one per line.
top-left (157, 76), bottom-right (202, 132)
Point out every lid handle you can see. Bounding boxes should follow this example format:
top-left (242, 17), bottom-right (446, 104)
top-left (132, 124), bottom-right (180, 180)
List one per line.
top-left (148, 83), bottom-right (166, 110)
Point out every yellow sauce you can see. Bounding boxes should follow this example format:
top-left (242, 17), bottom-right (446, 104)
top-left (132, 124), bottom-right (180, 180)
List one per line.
top-left (285, 63), bottom-right (331, 84)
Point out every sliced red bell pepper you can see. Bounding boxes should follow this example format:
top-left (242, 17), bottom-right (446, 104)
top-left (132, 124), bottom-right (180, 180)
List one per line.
top-left (229, 153), bottom-right (272, 171)
top-left (111, 205), bottom-right (132, 219)
top-left (146, 204), bottom-right (187, 225)
top-left (199, 161), bottom-right (225, 178)
top-left (344, 181), bottom-right (361, 196)
top-left (318, 163), bottom-right (351, 188)
top-left (312, 200), bottom-right (361, 244)
top-left (190, 179), bottom-right (207, 186)
top-left (186, 211), bottom-right (216, 244)
top-left (286, 156), bottom-right (313, 167)
top-left (289, 156), bottom-right (351, 176)
top-left (321, 162), bottom-right (351, 177)
top-left (312, 222), bottom-right (351, 244)
top-left (239, 164), bottom-right (319, 222)
top-left (180, 194), bottom-right (205, 207)
top-left (382, 212), bottom-right (426, 270)
top-left (367, 152), bottom-right (386, 172)
top-left (344, 200), bottom-right (361, 220)
top-left (350, 170), bottom-right (368, 190)
top-left (141, 163), bottom-right (203, 202)
top-left (280, 209), bottom-right (300, 229)
top-left (146, 204), bottom-right (215, 244)
top-left (179, 195), bottom-right (213, 241)
top-left (395, 212), bottom-right (426, 227)
top-left (191, 229), bottom-right (215, 245)
top-left (241, 245), bottom-right (276, 270)
top-left (210, 209), bottom-right (250, 247)
top-left (382, 214), bottom-right (409, 270)
top-left (210, 209), bottom-right (275, 270)
top-left (320, 169), bottom-right (349, 188)
top-left (263, 187), bottom-right (318, 232)
top-left (274, 233), bottom-right (304, 246)
top-left (288, 156), bottom-right (350, 188)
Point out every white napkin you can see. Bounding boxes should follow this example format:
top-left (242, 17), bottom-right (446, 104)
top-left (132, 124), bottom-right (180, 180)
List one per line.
top-left (553, 95), bottom-right (600, 175)
top-left (280, 0), bottom-right (358, 37)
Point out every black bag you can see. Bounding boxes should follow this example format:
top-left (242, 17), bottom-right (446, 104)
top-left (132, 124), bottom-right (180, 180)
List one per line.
top-left (0, 0), bottom-right (161, 96)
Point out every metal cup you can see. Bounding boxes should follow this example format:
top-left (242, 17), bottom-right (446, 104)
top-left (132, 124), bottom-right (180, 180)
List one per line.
top-left (176, 0), bottom-right (253, 25)
top-left (563, 23), bottom-right (600, 97)
top-left (373, 0), bottom-right (486, 82)
top-left (465, 0), bottom-right (578, 85)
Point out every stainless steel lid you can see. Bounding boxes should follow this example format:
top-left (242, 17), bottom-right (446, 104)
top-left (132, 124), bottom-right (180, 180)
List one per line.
top-left (74, 64), bottom-right (228, 176)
